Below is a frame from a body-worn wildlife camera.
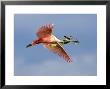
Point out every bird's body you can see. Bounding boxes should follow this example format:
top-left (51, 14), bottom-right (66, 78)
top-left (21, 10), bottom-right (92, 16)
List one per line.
top-left (26, 24), bottom-right (79, 63)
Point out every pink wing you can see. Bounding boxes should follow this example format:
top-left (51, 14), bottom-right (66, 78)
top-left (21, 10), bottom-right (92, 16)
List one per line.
top-left (36, 24), bottom-right (54, 38)
top-left (43, 42), bottom-right (72, 63)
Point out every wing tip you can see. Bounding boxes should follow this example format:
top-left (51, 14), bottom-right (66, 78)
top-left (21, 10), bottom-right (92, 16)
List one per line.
top-left (67, 59), bottom-right (72, 63)
top-left (47, 23), bottom-right (54, 29)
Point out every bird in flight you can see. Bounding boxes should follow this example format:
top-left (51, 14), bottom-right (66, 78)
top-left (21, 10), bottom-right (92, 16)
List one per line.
top-left (26, 24), bottom-right (79, 63)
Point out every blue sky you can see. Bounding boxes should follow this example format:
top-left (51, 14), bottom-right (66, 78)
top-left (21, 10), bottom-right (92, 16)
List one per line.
top-left (14, 14), bottom-right (97, 76)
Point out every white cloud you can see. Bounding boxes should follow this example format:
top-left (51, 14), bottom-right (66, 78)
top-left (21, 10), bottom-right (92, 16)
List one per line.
top-left (14, 53), bottom-right (97, 76)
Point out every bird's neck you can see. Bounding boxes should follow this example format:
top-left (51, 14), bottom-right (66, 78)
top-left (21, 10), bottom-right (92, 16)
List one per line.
top-left (59, 39), bottom-right (69, 45)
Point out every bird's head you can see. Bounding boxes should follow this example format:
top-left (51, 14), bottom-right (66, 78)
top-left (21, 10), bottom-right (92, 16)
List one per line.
top-left (64, 35), bottom-right (80, 45)
top-left (64, 36), bottom-right (73, 40)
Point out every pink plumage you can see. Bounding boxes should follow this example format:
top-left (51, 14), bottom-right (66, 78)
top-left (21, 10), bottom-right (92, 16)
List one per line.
top-left (27, 24), bottom-right (72, 63)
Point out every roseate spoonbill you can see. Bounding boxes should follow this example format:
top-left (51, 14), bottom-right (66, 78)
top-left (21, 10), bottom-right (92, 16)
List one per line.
top-left (26, 24), bottom-right (79, 63)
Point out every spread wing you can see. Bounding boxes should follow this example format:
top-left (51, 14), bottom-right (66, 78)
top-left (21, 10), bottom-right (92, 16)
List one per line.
top-left (43, 42), bottom-right (72, 63)
top-left (36, 24), bottom-right (54, 38)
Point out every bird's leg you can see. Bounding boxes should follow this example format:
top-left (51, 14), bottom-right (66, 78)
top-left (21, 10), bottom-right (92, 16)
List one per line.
top-left (26, 44), bottom-right (32, 48)
top-left (26, 39), bottom-right (41, 48)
